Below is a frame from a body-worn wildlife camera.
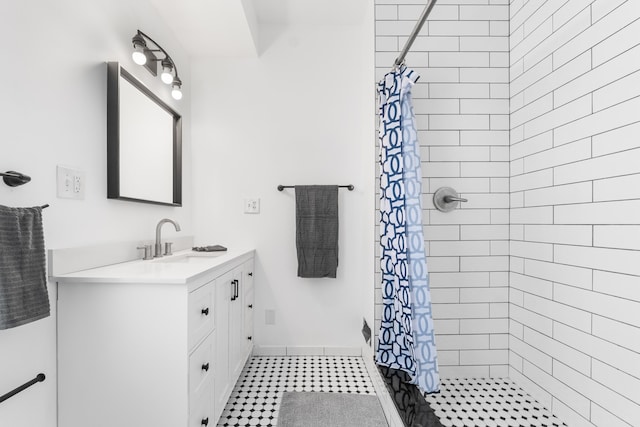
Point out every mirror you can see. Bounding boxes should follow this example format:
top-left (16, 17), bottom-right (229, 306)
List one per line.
top-left (107, 62), bottom-right (182, 206)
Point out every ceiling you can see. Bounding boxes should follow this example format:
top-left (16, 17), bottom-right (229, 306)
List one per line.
top-left (148, 0), bottom-right (368, 58)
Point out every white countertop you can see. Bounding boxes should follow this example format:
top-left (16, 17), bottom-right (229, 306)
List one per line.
top-left (51, 248), bottom-right (255, 284)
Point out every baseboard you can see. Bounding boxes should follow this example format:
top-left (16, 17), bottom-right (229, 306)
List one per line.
top-left (252, 345), bottom-right (363, 357)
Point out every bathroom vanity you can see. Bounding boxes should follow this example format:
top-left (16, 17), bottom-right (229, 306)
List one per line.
top-left (53, 248), bottom-right (255, 427)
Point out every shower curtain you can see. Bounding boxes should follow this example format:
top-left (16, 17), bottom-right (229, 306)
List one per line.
top-left (376, 65), bottom-right (440, 394)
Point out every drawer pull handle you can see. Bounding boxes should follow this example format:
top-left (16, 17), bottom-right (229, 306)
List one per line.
top-left (201, 418), bottom-right (209, 426)
top-left (248, 272), bottom-right (253, 276)
top-left (202, 363), bottom-right (210, 372)
top-left (248, 304), bottom-right (253, 309)
top-left (201, 307), bottom-right (209, 316)
top-left (247, 336), bottom-right (252, 341)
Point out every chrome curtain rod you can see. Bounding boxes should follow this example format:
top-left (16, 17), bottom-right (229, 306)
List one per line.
top-left (393, 0), bottom-right (438, 68)
top-left (277, 185), bottom-right (354, 191)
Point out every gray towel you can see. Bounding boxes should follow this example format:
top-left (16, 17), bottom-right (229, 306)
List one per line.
top-left (295, 186), bottom-right (339, 278)
top-left (0, 205), bottom-right (50, 330)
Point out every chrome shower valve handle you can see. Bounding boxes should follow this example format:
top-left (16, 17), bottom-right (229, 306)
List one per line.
top-left (433, 187), bottom-right (468, 212)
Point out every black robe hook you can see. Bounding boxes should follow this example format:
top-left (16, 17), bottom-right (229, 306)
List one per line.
top-left (1, 171), bottom-right (31, 187)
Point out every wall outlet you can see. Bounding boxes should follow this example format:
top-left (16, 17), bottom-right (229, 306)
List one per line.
top-left (244, 198), bottom-right (260, 214)
top-left (57, 165), bottom-right (85, 200)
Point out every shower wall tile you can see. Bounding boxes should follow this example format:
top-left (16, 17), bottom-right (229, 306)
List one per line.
top-left (510, 1), bottom-right (640, 425)
top-left (375, 0), bottom-right (509, 380)
top-left (523, 182), bottom-right (592, 207)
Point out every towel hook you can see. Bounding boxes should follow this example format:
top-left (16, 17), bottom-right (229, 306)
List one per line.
top-left (1, 171), bottom-right (31, 187)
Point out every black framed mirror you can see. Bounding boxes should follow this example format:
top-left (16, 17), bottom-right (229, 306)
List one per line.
top-left (107, 62), bottom-right (182, 206)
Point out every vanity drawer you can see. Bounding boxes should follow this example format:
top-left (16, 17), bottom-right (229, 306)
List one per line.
top-left (189, 332), bottom-right (214, 399)
top-left (189, 380), bottom-right (213, 427)
top-left (188, 281), bottom-right (215, 350)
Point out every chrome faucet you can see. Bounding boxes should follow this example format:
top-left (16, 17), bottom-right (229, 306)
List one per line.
top-left (155, 218), bottom-right (181, 257)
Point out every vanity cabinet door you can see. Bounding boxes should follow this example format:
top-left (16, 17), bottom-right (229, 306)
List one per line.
top-left (214, 270), bottom-right (233, 421)
top-left (229, 269), bottom-right (244, 382)
top-left (213, 263), bottom-right (255, 423)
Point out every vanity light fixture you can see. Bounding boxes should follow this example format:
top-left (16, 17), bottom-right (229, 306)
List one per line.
top-left (130, 30), bottom-right (183, 100)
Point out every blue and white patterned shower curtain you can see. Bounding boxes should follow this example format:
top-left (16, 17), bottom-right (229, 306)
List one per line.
top-left (376, 65), bottom-right (440, 394)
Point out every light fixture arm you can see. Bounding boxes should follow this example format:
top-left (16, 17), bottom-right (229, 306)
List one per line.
top-left (135, 30), bottom-right (180, 81)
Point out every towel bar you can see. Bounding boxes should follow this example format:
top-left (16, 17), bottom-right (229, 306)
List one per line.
top-left (277, 185), bottom-right (354, 191)
top-left (0, 373), bottom-right (46, 404)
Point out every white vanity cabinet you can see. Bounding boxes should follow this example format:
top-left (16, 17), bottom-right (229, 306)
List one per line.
top-left (55, 250), bottom-right (254, 427)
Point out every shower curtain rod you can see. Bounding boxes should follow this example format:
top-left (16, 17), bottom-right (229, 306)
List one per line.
top-left (393, 0), bottom-right (438, 68)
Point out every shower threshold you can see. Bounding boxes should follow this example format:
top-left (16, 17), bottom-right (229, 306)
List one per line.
top-left (378, 364), bottom-right (443, 427)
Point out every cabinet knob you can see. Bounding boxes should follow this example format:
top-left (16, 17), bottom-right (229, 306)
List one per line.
top-left (247, 336), bottom-right (252, 341)
top-left (201, 307), bottom-right (209, 316)
top-left (248, 272), bottom-right (253, 276)
top-left (201, 418), bottom-right (209, 426)
top-left (202, 363), bottom-right (210, 372)
top-left (248, 304), bottom-right (253, 309)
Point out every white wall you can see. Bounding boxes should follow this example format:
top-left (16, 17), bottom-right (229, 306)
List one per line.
top-left (374, 0), bottom-right (511, 378)
top-left (0, 1), bottom-right (191, 426)
top-left (191, 14), bottom-right (375, 353)
top-left (509, 1), bottom-right (640, 426)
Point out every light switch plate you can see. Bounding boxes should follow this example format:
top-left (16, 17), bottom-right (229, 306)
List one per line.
top-left (57, 165), bottom-right (85, 200)
top-left (244, 198), bottom-right (260, 214)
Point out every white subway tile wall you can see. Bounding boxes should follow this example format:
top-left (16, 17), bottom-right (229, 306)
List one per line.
top-left (375, 0), bottom-right (510, 380)
top-left (510, 1), bottom-right (640, 426)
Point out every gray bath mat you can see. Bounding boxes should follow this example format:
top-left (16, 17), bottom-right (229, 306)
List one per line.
top-left (278, 392), bottom-right (388, 427)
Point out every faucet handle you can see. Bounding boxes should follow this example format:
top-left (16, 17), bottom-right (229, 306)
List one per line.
top-left (137, 245), bottom-right (153, 260)
top-left (164, 242), bottom-right (174, 256)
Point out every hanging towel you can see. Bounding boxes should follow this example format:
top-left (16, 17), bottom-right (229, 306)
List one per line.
top-left (0, 205), bottom-right (50, 330)
top-left (295, 185), bottom-right (339, 278)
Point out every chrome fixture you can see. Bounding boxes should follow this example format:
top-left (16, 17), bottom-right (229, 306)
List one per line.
top-left (164, 242), bottom-right (174, 256)
top-left (155, 218), bottom-right (181, 257)
top-left (433, 187), bottom-right (468, 212)
top-left (393, 0), bottom-right (437, 69)
top-left (131, 30), bottom-right (183, 100)
top-left (137, 244), bottom-right (153, 261)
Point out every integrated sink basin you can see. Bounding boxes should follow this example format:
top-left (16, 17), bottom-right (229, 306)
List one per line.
top-left (153, 252), bottom-right (226, 263)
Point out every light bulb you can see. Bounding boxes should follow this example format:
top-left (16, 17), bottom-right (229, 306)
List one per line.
top-left (131, 33), bottom-right (148, 65)
top-left (171, 77), bottom-right (182, 100)
top-left (161, 68), bottom-right (173, 84)
top-left (132, 49), bottom-right (146, 65)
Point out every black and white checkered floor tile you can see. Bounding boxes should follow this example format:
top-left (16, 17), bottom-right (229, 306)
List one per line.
top-left (216, 356), bottom-right (376, 427)
top-left (424, 378), bottom-right (567, 427)
top-left (218, 356), bottom-right (566, 427)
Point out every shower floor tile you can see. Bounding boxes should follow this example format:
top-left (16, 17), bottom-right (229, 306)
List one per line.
top-left (216, 356), bottom-right (377, 427)
top-left (425, 378), bottom-right (567, 427)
